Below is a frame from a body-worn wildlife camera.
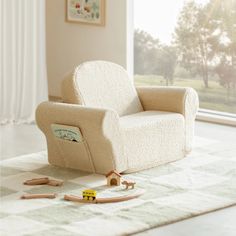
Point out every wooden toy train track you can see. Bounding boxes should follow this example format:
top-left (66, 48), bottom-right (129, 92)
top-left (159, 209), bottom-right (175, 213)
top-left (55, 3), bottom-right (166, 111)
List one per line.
top-left (64, 189), bottom-right (145, 204)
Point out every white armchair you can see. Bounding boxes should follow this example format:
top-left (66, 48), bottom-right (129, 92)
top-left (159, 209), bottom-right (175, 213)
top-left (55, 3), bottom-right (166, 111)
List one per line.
top-left (36, 61), bottom-right (199, 174)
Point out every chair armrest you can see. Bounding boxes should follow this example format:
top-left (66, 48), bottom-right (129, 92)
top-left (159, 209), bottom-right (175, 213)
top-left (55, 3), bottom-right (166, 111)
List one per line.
top-left (136, 86), bottom-right (199, 117)
top-left (136, 86), bottom-right (199, 153)
top-left (36, 101), bottom-right (120, 137)
top-left (36, 102), bottom-right (125, 173)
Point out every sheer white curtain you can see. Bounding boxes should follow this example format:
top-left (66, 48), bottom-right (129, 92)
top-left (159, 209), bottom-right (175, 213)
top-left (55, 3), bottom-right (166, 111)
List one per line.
top-left (0, 0), bottom-right (48, 124)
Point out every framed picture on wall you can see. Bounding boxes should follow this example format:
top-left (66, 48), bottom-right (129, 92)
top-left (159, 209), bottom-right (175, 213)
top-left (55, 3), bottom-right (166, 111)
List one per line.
top-left (66, 0), bottom-right (105, 26)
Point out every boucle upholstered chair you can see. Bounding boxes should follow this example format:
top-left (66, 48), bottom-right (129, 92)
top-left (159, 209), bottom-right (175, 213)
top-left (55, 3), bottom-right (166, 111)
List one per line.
top-left (36, 61), bottom-right (199, 175)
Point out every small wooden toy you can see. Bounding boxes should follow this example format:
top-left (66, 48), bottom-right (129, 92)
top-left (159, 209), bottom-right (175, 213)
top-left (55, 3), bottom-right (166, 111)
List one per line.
top-left (122, 180), bottom-right (136, 189)
top-left (82, 189), bottom-right (97, 201)
top-left (47, 179), bottom-right (64, 186)
top-left (64, 189), bottom-right (144, 204)
top-left (106, 170), bottom-right (121, 186)
top-left (23, 177), bottom-right (63, 186)
top-left (21, 193), bottom-right (57, 199)
top-left (24, 177), bottom-right (49, 185)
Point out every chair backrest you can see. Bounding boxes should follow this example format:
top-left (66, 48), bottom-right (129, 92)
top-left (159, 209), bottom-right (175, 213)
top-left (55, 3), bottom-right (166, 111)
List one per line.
top-left (61, 61), bottom-right (143, 116)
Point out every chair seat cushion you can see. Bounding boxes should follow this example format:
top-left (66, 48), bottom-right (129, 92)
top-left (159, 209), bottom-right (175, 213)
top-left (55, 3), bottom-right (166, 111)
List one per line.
top-left (120, 111), bottom-right (185, 172)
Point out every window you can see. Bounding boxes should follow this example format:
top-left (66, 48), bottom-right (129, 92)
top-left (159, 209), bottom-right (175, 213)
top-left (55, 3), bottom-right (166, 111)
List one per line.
top-left (134, 0), bottom-right (236, 115)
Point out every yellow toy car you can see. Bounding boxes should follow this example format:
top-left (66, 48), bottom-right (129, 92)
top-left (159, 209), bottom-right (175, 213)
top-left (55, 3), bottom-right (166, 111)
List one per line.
top-left (82, 189), bottom-right (97, 201)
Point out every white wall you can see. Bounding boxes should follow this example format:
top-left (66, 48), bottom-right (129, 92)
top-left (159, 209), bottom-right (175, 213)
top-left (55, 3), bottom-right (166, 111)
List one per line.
top-left (46, 0), bottom-right (132, 97)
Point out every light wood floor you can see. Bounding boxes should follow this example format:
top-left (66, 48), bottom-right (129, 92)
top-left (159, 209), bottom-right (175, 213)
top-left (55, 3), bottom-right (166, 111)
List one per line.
top-left (0, 121), bottom-right (236, 236)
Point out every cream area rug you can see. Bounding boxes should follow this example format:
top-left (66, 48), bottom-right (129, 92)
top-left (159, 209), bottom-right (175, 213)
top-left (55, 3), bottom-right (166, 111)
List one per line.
top-left (0, 137), bottom-right (236, 236)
